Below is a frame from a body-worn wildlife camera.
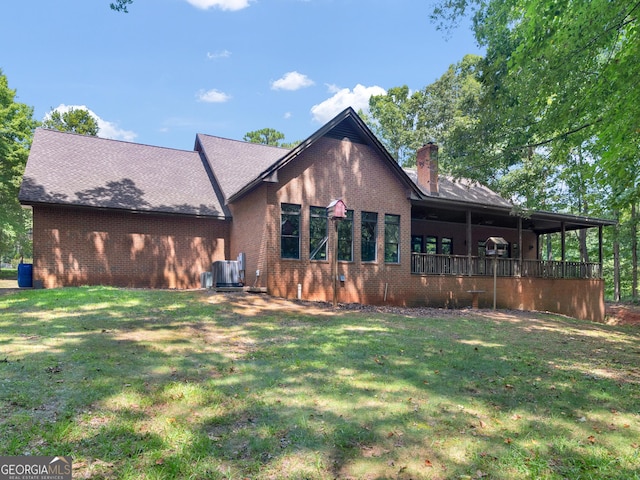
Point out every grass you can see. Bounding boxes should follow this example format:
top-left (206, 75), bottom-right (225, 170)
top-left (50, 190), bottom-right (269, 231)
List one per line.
top-left (0, 286), bottom-right (639, 479)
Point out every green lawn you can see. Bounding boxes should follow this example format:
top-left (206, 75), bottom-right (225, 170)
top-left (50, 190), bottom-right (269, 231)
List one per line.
top-left (0, 287), bottom-right (638, 479)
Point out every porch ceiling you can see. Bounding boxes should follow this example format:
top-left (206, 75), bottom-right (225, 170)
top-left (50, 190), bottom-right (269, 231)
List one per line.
top-left (411, 201), bottom-right (615, 234)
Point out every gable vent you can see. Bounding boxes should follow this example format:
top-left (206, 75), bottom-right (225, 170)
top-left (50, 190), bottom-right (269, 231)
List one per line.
top-left (324, 119), bottom-right (368, 145)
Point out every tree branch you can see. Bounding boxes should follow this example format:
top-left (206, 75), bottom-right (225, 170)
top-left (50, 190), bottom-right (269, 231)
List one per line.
top-left (517, 117), bottom-right (603, 151)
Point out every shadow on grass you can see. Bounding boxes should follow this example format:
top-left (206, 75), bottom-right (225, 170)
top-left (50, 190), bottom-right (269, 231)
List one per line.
top-left (0, 287), bottom-right (639, 479)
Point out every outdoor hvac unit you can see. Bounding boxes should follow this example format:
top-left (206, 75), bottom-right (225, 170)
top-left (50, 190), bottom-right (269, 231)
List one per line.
top-left (200, 271), bottom-right (213, 289)
top-left (212, 260), bottom-right (243, 287)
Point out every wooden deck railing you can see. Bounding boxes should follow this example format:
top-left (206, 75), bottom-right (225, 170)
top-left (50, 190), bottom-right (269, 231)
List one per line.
top-left (411, 253), bottom-right (602, 279)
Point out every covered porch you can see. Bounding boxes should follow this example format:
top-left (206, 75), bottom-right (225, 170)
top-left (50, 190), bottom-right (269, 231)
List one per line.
top-left (410, 199), bottom-right (615, 280)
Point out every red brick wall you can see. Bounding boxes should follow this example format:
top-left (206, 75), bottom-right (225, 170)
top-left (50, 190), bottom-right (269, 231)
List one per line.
top-left (228, 188), bottom-right (271, 288)
top-left (403, 275), bottom-right (605, 322)
top-left (32, 205), bottom-right (229, 288)
top-left (259, 136), bottom-right (414, 303)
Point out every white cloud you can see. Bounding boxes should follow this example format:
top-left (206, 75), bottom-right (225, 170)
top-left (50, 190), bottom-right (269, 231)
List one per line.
top-left (271, 71), bottom-right (315, 91)
top-left (45, 104), bottom-right (137, 142)
top-left (197, 89), bottom-right (231, 103)
top-left (284, 112), bottom-right (292, 119)
top-left (185, 0), bottom-right (251, 11)
top-left (310, 84), bottom-right (386, 123)
top-left (207, 50), bottom-right (231, 59)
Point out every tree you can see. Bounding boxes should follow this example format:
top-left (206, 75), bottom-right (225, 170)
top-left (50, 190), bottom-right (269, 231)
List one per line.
top-left (367, 86), bottom-right (425, 166)
top-left (243, 128), bottom-right (286, 147)
top-left (430, 0), bottom-right (640, 186)
top-left (366, 56), bottom-right (483, 168)
top-left (110, 0), bottom-right (133, 12)
top-left (0, 70), bottom-right (39, 263)
top-left (43, 107), bottom-right (99, 136)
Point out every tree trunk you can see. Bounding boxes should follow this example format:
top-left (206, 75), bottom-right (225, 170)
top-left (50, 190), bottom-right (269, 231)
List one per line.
top-left (632, 202), bottom-right (638, 300)
top-left (614, 211), bottom-right (621, 302)
top-left (576, 146), bottom-right (590, 264)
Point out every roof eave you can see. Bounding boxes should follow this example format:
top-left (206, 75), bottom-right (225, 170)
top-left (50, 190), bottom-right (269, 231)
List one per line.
top-left (21, 200), bottom-right (230, 220)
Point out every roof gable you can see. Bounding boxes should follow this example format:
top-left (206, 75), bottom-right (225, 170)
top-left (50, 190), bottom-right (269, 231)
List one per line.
top-left (223, 107), bottom-right (422, 203)
top-left (20, 129), bottom-right (225, 218)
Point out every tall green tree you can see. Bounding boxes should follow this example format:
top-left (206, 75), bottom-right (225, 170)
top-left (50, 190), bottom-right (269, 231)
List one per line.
top-left (431, 0), bottom-right (640, 189)
top-left (367, 86), bottom-right (425, 166)
top-left (418, 54), bottom-right (483, 175)
top-left (366, 56), bottom-right (483, 168)
top-left (243, 128), bottom-right (286, 147)
top-left (0, 70), bottom-right (38, 262)
top-left (42, 107), bottom-right (99, 136)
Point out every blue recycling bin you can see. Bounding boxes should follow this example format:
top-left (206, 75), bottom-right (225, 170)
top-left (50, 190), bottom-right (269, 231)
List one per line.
top-left (17, 263), bottom-right (33, 288)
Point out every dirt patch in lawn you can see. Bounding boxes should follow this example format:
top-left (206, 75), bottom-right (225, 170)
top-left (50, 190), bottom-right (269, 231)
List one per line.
top-left (605, 303), bottom-right (640, 326)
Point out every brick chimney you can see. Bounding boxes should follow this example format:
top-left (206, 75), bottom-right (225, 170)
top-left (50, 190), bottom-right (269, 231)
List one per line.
top-left (416, 143), bottom-right (439, 195)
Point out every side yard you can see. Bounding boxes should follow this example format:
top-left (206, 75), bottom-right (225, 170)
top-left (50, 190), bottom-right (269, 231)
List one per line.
top-left (0, 287), bottom-right (639, 479)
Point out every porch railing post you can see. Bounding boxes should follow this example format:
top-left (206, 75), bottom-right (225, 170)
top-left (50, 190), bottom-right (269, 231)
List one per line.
top-left (466, 210), bottom-right (472, 276)
top-left (517, 216), bottom-right (523, 277)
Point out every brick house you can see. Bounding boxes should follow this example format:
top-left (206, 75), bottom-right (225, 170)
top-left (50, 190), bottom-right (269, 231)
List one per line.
top-left (19, 107), bottom-right (614, 321)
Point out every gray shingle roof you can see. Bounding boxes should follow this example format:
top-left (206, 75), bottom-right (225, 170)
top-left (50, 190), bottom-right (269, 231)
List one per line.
top-left (20, 116), bottom-right (513, 219)
top-left (19, 128), bottom-right (225, 217)
top-left (196, 133), bottom-right (289, 201)
top-left (403, 168), bottom-right (513, 208)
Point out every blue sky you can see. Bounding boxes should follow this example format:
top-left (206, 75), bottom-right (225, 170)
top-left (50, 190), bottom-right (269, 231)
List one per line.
top-left (2, 0), bottom-right (482, 150)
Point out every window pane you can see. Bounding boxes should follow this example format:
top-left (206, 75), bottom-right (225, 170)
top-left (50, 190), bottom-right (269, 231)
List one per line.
top-left (442, 237), bottom-right (453, 255)
top-left (425, 236), bottom-right (437, 254)
top-left (411, 235), bottom-right (423, 253)
top-left (310, 206), bottom-right (328, 260)
top-left (361, 211), bottom-right (377, 262)
top-left (385, 214), bottom-right (400, 263)
top-left (338, 210), bottom-right (353, 261)
top-left (281, 203), bottom-right (300, 259)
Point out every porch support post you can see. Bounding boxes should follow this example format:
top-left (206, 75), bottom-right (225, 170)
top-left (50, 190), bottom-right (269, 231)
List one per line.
top-left (561, 221), bottom-right (566, 278)
top-left (517, 216), bottom-right (523, 277)
top-left (466, 210), bottom-right (472, 276)
top-left (599, 225), bottom-right (604, 278)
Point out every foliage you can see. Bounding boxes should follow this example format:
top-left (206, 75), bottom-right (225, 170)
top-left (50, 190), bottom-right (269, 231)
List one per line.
top-left (243, 128), bottom-right (287, 147)
top-left (367, 86), bottom-right (425, 166)
top-left (42, 107), bottom-right (99, 136)
top-left (0, 70), bottom-right (38, 262)
top-left (365, 56), bottom-right (483, 168)
top-left (1, 288), bottom-right (638, 479)
top-left (110, 0), bottom-right (133, 12)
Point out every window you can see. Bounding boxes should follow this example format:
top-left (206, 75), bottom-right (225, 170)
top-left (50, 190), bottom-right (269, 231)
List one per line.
top-left (425, 236), bottom-right (437, 254)
top-left (385, 214), bottom-right (400, 263)
top-left (411, 235), bottom-right (423, 253)
top-left (338, 209), bottom-right (354, 261)
top-left (281, 203), bottom-right (300, 259)
top-left (361, 211), bottom-right (378, 262)
top-left (309, 206), bottom-right (328, 261)
top-left (442, 237), bottom-right (453, 255)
